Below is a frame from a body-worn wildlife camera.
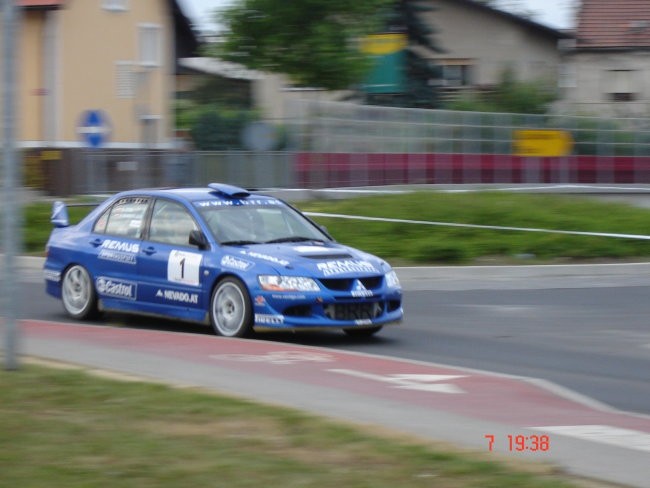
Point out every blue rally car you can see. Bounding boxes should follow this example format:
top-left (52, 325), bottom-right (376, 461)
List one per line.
top-left (44, 183), bottom-right (403, 337)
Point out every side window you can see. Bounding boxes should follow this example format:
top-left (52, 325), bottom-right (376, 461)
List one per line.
top-left (94, 197), bottom-right (149, 238)
top-left (148, 200), bottom-right (198, 247)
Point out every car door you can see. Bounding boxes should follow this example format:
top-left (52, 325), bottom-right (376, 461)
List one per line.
top-left (89, 196), bottom-right (150, 303)
top-left (137, 198), bottom-right (206, 315)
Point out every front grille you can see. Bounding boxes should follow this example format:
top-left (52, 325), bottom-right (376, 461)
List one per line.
top-left (323, 302), bottom-right (384, 321)
top-left (283, 305), bottom-right (312, 317)
top-left (319, 278), bottom-right (352, 291)
top-left (359, 276), bottom-right (382, 289)
top-left (319, 275), bottom-right (384, 292)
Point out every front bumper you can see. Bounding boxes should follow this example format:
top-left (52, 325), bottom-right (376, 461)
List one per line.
top-left (251, 288), bottom-right (403, 331)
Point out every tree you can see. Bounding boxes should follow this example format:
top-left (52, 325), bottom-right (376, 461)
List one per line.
top-left (367, 0), bottom-right (444, 108)
top-left (212, 0), bottom-right (394, 91)
top-left (446, 69), bottom-right (557, 114)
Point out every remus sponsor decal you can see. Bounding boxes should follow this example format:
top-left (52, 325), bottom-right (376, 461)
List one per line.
top-left (316, 259), bottom-right (377, 276)
top-left (99, 249), bottom-right (137, 265)
top-left (100, 239), bottom-right (139, 253)
top-left (95, 277), bottom-right (137, 300)
top-left (98, 240), bottom-right (139, 265)
top-left (221, 255), bottom-right (254, 271)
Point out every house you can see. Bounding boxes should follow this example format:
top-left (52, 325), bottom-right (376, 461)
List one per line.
top-left (8, 0), bottom-right (198, 151)
top-left (424, 0), bottom-right (571, 96)
top-left (179, 0), bottom-right (570, 120)
top-left (559, 0), bottom-right (650, 116)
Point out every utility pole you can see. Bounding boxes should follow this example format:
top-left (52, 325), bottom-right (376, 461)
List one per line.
top-left (3, 0), bottom-right (20, 370)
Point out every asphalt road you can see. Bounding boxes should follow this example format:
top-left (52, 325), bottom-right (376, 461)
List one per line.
top-left (12, 259), bottom-right (650, 487)
top-left (18, 260), bottom-right (650, 416)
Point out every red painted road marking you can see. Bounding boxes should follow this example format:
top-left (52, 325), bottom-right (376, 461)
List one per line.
top-left (21, 319), bottom-right (650, 442)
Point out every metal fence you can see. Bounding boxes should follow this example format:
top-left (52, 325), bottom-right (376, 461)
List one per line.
top-left (30, 149), bottom-right (294, 196)
top-left (287, 99), bottom-right (650, 187)
top-left (24, 100), bottom-right (650, 195)
top-left (288, 99), bottom-right (650, 156)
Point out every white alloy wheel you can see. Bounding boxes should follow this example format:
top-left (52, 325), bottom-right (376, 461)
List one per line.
top-left (61, 265), bottom-right (97, 319)
top-left (210, 277), bottom-right (252, 337)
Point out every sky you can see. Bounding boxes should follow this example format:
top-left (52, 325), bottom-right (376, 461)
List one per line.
top-left (179, 0), bottom-right (577, 32)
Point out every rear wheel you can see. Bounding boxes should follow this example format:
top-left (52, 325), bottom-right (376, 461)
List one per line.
top-left (343, 326), bottom-right (383, 338)
top-left (210, 277), bottom-right (253, 337)
top-left (61, 265), bottom-right (97, 320)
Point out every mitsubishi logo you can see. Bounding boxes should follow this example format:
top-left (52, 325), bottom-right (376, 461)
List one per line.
top-left (351, 279), bottom-right (373, 297)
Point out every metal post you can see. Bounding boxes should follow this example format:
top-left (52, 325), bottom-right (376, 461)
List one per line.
top-left (3, 0), bottom-right (20, 370)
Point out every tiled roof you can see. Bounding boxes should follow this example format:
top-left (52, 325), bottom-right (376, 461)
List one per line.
top-left (577, 0), bottom-right (650, 48)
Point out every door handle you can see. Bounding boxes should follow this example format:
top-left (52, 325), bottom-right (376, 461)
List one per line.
top-left (90, 238), bottom-right (102, 247)
top-left (142, 246), bottom-right (157, 255)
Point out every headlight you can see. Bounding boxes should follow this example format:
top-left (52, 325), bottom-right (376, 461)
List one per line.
top-left (258, 275), bottom-right (320, 292)
top-left (385, 270), bottom-right (401, 288)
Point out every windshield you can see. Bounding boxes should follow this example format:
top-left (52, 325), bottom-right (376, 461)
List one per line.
top-left (197, 202), bottom-right (330, 245)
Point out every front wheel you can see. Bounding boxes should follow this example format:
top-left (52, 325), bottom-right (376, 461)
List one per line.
top-left (343, 326), bottom-right (383, 338)
top-left (210, 277), bottom-right (253, 337)
top-left (61, 265), bottom-right (98, 320)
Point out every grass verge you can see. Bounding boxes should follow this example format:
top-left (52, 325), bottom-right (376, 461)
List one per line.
top-left (23, 192), bottom-right (650, 264)
top-left (0, 363), bottom-right (598, 488)
top-left (299, 192), bottom-right (650, 264)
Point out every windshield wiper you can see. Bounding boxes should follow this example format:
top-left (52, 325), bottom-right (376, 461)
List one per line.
top-left (220, 240), bottom-right (258, 246)
top-left (264, 237), bottom-right (324, 244)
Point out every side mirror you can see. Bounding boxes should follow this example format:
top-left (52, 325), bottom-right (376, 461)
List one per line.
top-left (51, 201), bottom-right (69, 228)
top-left (189, 230), bottom-right (209, 250)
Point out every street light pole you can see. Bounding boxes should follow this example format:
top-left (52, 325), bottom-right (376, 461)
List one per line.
top-left (3, 0), bottom-right (20, 370)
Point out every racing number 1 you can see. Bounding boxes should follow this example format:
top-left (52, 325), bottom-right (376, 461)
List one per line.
top-left (167, 250), bottom-right (202, 286)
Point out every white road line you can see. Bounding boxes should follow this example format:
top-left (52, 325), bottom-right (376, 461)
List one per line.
top-left (328, 368), bottom-right (467, 394)
top-left (305, 212), bottom-right (650, 240)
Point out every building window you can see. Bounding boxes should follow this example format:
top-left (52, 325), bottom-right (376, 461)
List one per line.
top-left (558, 63), bottom-right (576, 88)
top-left (440, 60), bottom-right (473, 87)
top-left (102, 0), bottom-right (128, 12)
top-left (115, 62), bottom-right (135, 99)
top-left (606, 69), bottom-right (639, 102)
top-left (139, 24), bottom-right (162, 68)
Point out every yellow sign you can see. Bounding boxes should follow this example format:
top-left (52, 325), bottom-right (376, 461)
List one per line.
top-left (360, 33), bottom-right (407, 55)
top-left (41, 150), bottom-right (62, 161)
top-left (513, 130), bottom-right (573, 157)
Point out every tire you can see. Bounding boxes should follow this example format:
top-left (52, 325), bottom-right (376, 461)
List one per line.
top-left (61, 265), bottom-right (98, 320)
top-left (210, 277), bottom-right (253, 337)
top-left (343, 326), bottom-right (383, 338)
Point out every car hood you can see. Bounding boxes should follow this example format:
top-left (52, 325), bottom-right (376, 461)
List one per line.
top-left (226, 241), bottom-right (390, 277)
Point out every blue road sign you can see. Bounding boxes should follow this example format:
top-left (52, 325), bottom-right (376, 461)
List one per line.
top-left (77, 109), bottom-right (112, 148)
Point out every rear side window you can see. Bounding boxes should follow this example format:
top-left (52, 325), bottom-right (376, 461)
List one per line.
top-left (93, 197), bottom-right (149, 238)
